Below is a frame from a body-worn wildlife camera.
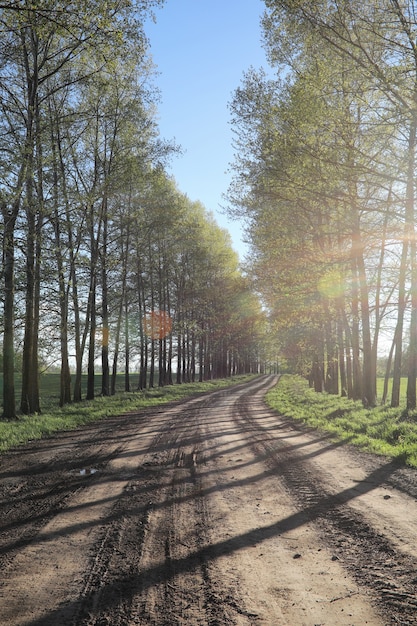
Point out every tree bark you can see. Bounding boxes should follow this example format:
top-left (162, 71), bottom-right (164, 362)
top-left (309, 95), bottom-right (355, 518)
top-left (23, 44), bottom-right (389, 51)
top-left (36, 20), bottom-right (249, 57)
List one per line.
top-left (2, 205), bottom-right (19, 419)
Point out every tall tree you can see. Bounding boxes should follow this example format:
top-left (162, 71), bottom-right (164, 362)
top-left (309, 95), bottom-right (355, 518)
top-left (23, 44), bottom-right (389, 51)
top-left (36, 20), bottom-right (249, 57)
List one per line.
top-left (0, 0), bottom-right (165, 415)
top-left (262, 0), bottom-right (417, 406)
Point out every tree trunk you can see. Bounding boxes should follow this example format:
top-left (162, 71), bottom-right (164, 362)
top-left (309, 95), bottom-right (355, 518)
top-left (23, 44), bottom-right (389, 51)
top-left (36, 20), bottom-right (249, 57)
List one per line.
top-left (124, 288), bottom-right (131, 392)
top-left (2, 206), bottom-right (18, 419)
top-left (137, 267), bottom-right (147, 390)
top-left (358, 255), bottom-right (375, 407)
top-left (1, 157), bottom-right (25, 418)
top-left (383, 331), bottom-right (397, 405)
top-left (177, 322), bottom-right (182, 384)
top-left (337, 318), bottom-right (347, 397)
top-left (111, 291), bottom-right (124, 396)
top-left (350, 259), bottom-right (363, 401)
top-left (406, 114), bottom-right (417, 410)
top-left (391, 241), bottom-right (407, 407)
top-left (101, 197), bottom-right (110, 396)
top-left (111, 229), bottom-right (129, 395)
top-left (86, 273), bottom-right (96, 401)
top-left (51, 121), bottom-right (71, 407)
top-left (21, 169), bottom-right (40, 414)
top-left (20, 81), bottom-right (41, 414)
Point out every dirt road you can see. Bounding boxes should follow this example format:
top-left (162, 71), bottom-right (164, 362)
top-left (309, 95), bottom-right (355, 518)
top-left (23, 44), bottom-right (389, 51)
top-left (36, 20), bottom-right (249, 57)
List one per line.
top-left (1, 376), bottom-right (417, 625)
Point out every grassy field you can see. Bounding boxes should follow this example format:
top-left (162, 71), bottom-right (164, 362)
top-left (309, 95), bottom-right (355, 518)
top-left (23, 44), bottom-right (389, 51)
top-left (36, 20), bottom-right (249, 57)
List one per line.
top-left (0, 373), bottom-right (141, 410)
top-left (266, 375), bottom-right (417, 468)
top-left (0, 374), bottom-right (257, 454)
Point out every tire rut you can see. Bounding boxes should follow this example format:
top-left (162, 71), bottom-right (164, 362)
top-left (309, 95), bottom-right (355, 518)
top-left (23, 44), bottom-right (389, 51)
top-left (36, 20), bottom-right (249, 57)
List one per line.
top-left (233, 384), bottom-right (417, 625)
top-left (71, 395), bottom-right (244, 626)
top-left (3, 376), bottom-right (408, 625)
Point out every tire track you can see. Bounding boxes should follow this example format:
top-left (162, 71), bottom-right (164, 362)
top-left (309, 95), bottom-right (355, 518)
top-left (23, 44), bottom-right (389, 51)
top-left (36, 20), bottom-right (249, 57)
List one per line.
top-left (233, 382), bottom-right (417, 624)
top-left (1, 376), bottom-right (405, 625)
top-left (70, 385), bottom-right (255, 626)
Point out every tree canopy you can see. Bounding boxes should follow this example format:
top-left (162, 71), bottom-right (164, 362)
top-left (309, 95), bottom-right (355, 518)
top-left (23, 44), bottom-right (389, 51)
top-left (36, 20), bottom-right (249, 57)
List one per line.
top-left (227, 0), bottom-right (417, 409)
top-left (0, 0), bottom-right (267, 419)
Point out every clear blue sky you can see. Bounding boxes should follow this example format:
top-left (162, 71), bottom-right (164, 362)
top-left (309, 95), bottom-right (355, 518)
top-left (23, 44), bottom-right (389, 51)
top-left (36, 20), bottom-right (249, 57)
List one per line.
top-left (145, 0), bottom-right (268, 260)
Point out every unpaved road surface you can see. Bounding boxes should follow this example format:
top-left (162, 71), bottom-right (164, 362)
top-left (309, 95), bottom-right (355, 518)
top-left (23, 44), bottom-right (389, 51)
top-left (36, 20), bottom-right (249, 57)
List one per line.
top-left (1, 376), bottom-right (417, 625)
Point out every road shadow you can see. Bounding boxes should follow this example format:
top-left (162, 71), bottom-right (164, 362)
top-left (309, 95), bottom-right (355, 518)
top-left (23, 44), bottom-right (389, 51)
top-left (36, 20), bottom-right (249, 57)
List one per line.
top-left (2, 374), bottom-right (413, 625)
top-left (23, 456), bottom-right (400, 626)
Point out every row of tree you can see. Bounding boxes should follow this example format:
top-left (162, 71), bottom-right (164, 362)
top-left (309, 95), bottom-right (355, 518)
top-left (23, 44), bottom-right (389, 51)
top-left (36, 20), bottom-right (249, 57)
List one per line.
top-left (227, 0), bottom-right (417, 409)
top-left (0, 1), bottom-right (267, 419)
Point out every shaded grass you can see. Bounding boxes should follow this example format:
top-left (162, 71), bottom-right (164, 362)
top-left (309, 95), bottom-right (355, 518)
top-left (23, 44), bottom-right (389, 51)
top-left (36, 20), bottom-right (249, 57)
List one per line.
top-left (266, 375), bottom-right (417, 468)
top-left (0, 375), bottom-right (256, 454)
top-left (0, 373), bottom-right (149, 409)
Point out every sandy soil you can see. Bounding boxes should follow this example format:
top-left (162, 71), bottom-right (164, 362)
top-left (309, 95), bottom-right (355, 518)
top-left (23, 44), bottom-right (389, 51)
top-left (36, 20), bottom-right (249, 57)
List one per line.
top-left (1, 375), bottom-right (417, 625)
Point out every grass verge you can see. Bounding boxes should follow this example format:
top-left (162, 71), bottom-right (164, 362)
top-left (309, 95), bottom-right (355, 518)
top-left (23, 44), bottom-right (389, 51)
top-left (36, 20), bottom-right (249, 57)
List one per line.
top-left (0, 375), bottom-right (256, 455)
top-left (266, 374), bottom-right (417, 468)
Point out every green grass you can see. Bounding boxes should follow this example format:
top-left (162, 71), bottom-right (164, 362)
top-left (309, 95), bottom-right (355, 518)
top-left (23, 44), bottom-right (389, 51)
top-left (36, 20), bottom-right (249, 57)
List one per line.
top-left (0, 374), bottom-right (257, 454)
top-left (266, 375), bottom-right (417, 468)
top-left (0, 373), bottom-right (141, 410)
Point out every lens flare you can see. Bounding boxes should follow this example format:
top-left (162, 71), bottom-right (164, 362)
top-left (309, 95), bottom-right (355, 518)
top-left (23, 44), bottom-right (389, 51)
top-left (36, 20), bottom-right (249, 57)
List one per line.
top-left (318, 269), bottom-right (345, 299)
top-left (143, 310), bottom-right (173, 340)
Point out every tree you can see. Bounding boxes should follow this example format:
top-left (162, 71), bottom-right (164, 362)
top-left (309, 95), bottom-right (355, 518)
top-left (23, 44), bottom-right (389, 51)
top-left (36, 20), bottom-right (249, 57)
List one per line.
top-left (225, 0), bottom-right (417, 408)
top-left (261, 0), bottom-right (417, 407)
top-left (1, 1), bottom-right (265, 418)
top-left (0, 0), bottom-right (165, 415)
